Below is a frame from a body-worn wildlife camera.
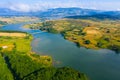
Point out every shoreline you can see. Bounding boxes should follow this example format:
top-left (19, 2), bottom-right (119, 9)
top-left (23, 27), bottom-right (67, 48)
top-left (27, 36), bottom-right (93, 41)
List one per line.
top-left (0, 26), bottom-right (88, 80)
top-left (23, 19), bottom-right (120, 53)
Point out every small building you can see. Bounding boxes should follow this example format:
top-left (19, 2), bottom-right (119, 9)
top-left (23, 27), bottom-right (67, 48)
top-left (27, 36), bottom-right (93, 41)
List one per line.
top-left (2, 46), bottom-right (8, 49)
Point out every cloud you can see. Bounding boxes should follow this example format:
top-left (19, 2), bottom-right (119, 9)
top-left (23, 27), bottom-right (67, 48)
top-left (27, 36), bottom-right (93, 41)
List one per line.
top-left (0, 1), bottom-right (120, 12)
top-left (117, 8), bottom-right (120, 11)
top-left (80, 1), bottom-right (120, 11)
top-left (1, 1), bottom-right (82, 12)
top-left (9, 3), bottom-right (30, 12)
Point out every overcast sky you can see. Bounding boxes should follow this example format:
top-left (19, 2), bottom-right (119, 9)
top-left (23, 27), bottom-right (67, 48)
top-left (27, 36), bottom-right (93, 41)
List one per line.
top-left (0, 0), bottom-right (120, 12)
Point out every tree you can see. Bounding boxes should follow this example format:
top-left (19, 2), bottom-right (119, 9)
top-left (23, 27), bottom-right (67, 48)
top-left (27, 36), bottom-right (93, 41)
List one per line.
top-left (84, 40), bottom-right (91, 44)
top-left (97, 42), bottom-right (102, 47)
top-left (0, 47), bottom-right (3, 51)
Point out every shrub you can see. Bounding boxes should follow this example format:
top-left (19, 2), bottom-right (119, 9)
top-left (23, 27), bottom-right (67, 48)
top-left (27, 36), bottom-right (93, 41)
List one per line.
top-left (84, 40), bottom-right (91, 44)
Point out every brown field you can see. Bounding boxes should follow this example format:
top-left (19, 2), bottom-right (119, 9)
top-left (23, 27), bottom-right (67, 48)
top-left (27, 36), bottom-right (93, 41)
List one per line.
top-left (0, 32), bottom-right (27, 37)
top-left (83, 27), bottom-right (101, 35)
top-left (0, 44), bottom-right (14, 51)
top-left (0, 17), bottom-right (40, 24)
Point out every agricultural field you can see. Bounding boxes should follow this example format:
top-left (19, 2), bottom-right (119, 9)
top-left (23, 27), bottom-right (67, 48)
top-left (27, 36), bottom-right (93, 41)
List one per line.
top-left (0, 31), bottom-right (31, 52)
top-left (24, 19), bottom-right (120, 53)
top-left (0, 32), bottom-right (27, 37)
top-left (0, 16), bottom-right (40, 24)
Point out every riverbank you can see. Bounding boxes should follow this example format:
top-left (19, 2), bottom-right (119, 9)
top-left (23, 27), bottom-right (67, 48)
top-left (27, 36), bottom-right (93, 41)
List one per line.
top-left (0, 30), bottom-right (88, 80)
top-left (23, 19), bottom-right (120, 53)
top-left (2, 20), bottom-right (120, 80)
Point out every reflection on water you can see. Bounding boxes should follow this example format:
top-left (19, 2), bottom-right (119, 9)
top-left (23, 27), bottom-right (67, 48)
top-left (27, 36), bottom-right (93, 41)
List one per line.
top-left (2, 23), bottom-right (120, 80)
top-left (32, 32), bottom-right (120, 80)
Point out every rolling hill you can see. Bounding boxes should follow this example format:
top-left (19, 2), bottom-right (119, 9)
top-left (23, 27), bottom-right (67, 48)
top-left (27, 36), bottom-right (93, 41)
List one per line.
top-left (0, 7), bottom-right (120, 20)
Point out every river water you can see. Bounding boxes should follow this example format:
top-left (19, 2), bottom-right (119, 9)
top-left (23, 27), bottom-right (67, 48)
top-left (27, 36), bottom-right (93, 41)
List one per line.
top-left (1, 23), bottom-right (120, 80)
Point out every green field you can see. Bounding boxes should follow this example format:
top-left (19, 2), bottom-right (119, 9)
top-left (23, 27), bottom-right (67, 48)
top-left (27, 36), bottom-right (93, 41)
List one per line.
top-left (0, 31), bottom-right (87, 80)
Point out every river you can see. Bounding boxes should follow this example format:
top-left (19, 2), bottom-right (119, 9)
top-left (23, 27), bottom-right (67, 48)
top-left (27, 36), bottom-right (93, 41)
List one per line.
top-left (1, 23), bottom-right (120, 80)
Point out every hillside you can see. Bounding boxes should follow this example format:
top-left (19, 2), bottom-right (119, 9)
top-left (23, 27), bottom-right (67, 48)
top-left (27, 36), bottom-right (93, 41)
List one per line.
top-left (0, 7), bottom-right (120, 19)
top-left (0, 7), bottom-right (101, 17)
top-left (66, 14), bottom-right (120, 20)
top-left (24, 19), bottom-right (120, 53)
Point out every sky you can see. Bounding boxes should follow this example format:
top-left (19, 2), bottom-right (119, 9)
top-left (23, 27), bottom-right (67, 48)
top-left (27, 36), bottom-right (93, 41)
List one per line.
top-left (0, 0), bottom-right (120, 12)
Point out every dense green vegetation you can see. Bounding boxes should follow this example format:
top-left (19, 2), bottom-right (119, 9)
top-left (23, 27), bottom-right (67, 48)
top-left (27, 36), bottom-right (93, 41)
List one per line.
top-left (0, 30), bottom-right (27, 33)
top-left (0, 54), bottom-right (14, 80)
top-left (24, 19), bottom-right (120, 53)
top-left (0, 31), bottom-right (88, 80)
top-left (23, 67), bottom-right (87, 80)
top-left (3, 51), bottom-right (87, 80)
top-left (4, 51), bottom-right (51, 80)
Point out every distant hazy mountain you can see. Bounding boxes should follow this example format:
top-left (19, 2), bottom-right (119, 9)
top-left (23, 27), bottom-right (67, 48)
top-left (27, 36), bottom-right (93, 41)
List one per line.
top-left (0, 7), bottom-right (120, 19)
top-left (0, 7), bottom-right (101, 16)
top-left (0, 8), bottom-right (33, 16)
top-left (66, 14), bottom-right (120, 20)
top-left (36, 8), bottom-right (103, 18)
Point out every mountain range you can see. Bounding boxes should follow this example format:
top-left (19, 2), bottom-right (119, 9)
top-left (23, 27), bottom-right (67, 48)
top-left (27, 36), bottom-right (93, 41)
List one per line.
top-left (0, 7), bottom-right (120, 19)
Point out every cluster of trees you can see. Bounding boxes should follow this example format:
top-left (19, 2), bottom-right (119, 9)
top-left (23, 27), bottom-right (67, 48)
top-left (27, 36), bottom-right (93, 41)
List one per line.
top-left (0, 31), bottom-right (88, 80)
top-left (0, 54), bottom-right (13, 80)
top-left (108, 45), bottom-right (120, 53)
top-left (2, 51), bottom-right (88, 80)
top-left (0, 30), bottom-right (27, 33)
top-left (4, 52), bottom-right (44, 80)
top-left (23, 67), bottom-right (87, 80)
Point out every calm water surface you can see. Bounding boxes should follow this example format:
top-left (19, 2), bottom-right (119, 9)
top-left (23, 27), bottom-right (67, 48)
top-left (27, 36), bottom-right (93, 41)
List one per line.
top-left (1, 23), bottom-right (120, 80)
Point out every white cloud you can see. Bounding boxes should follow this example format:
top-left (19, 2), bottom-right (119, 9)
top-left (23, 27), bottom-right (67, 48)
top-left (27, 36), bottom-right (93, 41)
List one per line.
top-left (2, 1), bottom-right (82, 12)
top-left (117, 8), bottom-right (120, 11)
top-left (9, 3), bottom-right (30, 12)
top-left (0, 1), bottom-right (120, 12)
top-left (6, 3), bottom-right (49, 12)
